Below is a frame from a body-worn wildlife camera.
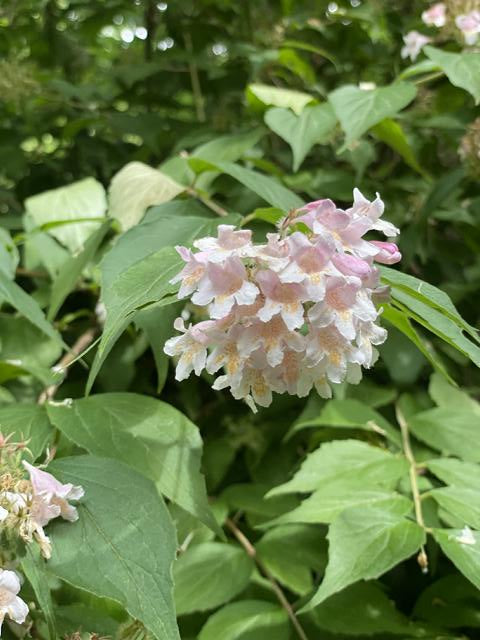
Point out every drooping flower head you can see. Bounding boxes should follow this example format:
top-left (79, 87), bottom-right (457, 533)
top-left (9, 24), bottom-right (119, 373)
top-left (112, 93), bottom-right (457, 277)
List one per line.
top-left (164, 190), bottom-right (401, 410)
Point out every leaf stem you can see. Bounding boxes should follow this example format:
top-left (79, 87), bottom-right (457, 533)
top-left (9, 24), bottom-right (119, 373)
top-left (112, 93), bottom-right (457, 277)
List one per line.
top-left (186, 186), bottom-right (229, 217)
top-left (184, 31), bottom-right (206, 122)
top-left (225, 518), bottom-right (309, 640)
top-left (396, 407), bottom-right (428, 573)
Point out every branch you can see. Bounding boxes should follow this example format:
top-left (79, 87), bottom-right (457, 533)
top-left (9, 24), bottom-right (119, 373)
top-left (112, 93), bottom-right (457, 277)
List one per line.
top-left (38, 327), bottom-right (97, 404)
top-left (225, 518), bottom-right (309, 640)
top-left (396, 406), bottom-right (429, 573)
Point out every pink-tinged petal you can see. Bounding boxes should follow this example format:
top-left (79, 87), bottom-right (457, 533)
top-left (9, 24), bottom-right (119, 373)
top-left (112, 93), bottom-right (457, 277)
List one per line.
top-left (258, 299), bottom-right (282, 323)
top-left (191, 279), bottom-right (216, 306)
top-left (372, 218), bottom-right (400, 237)
top-left (422, 3), bottom-right (446, 27)
top-left (280, 301), bottom-right (305, 331)
top-left (401, 31), bottom-right (431, 61)
top-left (279, 261), bottom-right (306, 284)
top-left (256, 269), bottom-right (279, 297)
top-left (217, 225), bottom-right (252, 249)
top-left (23, 461), bottom-right (73, 498)
top-left (371, 241), bottom-right (402, 264)
top-left (334, 310), bottom-right (356, 340)
top-left (332, 253), bottom-right (371, 277)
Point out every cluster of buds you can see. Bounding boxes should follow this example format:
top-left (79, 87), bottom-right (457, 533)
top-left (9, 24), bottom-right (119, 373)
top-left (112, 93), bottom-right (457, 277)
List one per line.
top-left (164, 190), bottom-right (400, 410)
top-left (459, 116), bottom-right (480, 178)
top-left (402, 2), bottom-right (480, 61)
top-left (0, 434), bottom-right (84, 632)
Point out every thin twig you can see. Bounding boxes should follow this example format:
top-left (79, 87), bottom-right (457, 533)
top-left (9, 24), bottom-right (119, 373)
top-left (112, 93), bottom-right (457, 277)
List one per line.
top-left (184, 31), bottom-right (206, 122)
top-left (186, 187), bottom-right (229, 217)
top-left (225, 518), bottom-right (309, 640)
top-left (38, 327), bottom-right (97, 404)
top-left (396, 406), bottom-right (429, 573)
top-left (15, 267), bottom-right (49, 279)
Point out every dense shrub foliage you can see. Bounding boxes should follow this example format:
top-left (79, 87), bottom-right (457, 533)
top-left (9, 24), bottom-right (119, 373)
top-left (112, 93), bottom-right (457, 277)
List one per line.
top-left (1, 0), bottom-right (480, 638)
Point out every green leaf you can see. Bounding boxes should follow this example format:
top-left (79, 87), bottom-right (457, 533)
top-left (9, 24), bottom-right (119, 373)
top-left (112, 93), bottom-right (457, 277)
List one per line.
top-left (222, 483), bottom-right (300, 527)
top-left (173, 542), bottom-right (254, 615)
top-left (202, 161), bottom-right (304, 211)
top-left (286, 398), bottom-right (400, 444)
top-left (108, 162), bottom-right (185, 231)
top-left (313, 582), bottom-right (412, 635)
top-left (371, 118), bottom-right (426, 176)
top-left (198, 600), bottom-right (290, 640)
top-left (271, 486), bottom-right (411, 526)
top-left (22, 545), bottom-right (56, 640)
top-left (303, 505), bottom-right (425, 610)
top-left (408, 408), bottom-right (480, 462)
top-left (425, 46), bottom-right (480, 104)
top-left (256, 524), bottom-right (327, 595)
top-left (381, 304), bottom-right (452, 383)
top-left (264, 104), bottom-right (337, 171)
top-left (268, 439), bottom-right (407, 496)
top-left (329, 82), bottom-right (417, 145)
top-left (413, 575), bottom-right (480, 629)
top-left (88, 210), bottom-right (236, 391)
top-left (48, 455), bottom-right (179, 640)
top-left (429, 373), bottom-right (480, 414)
top-left (427, 458), bottom-right (480, 490)
top-left (46, 393), bottom-right (219, 533)
top-left (25, 177), bottom-right (107, 253)
top-left (48, 220), bottom-right (111, 320)
top-left (433, 528), bottom-right (480, 590)
top-left (246, 83), bottom-right (314, 114)
top-left (430, 487), bottom-right (480, 529)
top-left (135, 301), bottom-right (183, 393)
top-left (0, 404), bottom-right (52, 459)
top-left (0, 269), bottom-right (62, 345)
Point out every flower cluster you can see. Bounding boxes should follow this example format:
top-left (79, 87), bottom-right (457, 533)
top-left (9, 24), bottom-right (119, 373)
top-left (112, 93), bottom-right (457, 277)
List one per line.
top-left (0, 434), bottom-right (84, 632)
top-left (402, 2), bottom-right (480, 61)
top-left (164, 190), bottom-right (400, 410)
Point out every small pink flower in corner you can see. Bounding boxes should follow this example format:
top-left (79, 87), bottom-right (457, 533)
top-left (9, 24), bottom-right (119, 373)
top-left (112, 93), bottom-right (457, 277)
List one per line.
top-left (401, 31), bottom-right (432, 61)
top-left (421, 3), bottom-right (446, 28)
top-left (0, 569), bottom-right (29, 633)
top-left (456, 11), bottom-right (480, 45)
top-left (22, 461), bottom-right (84, 523)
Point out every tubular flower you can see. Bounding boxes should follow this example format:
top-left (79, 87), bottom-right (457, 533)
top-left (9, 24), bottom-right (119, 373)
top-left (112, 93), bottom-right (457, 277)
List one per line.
top-left (401, 31), bottom-right (432, 60)
top-left (164, 190), bottom-right (401, 410)
top-left (455, 10), bottom-right (480, 43)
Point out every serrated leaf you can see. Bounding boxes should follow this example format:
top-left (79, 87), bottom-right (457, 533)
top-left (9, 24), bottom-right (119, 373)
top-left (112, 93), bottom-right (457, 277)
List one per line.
top-left (174, 542), bottom-right (254, 615)
top-left (108, 162), bottom-right (185, 230)
top-left (264, 104), bottom-right (337, 171)
top-left (198, 600), bottom-right (289, 640)
top-left (268, 439), bottom-right (407, 496)
top-left (247, 83), bottom-right (314, 114)
top-left (286, 398), bottom-right (400, 444)
top-left (409, 408), bottom-right (480, 462)
top-left (425, 46), bottom-right (480, 104)
top-left (25, 177), bottom-right (107, 253)
top-left (271, 485), bottom-right (411, 526)
top-left (48, 455), bottom-right (179, 640)
top-left (427, 458), bottom-right (480, 490)
top-left (303, 505), bottom-right (426, 610)
top-left (329, 82), bottom-right (417, 145)
top-left (430, 487), bottom-right (480, 529)
top-left (433, 528), bottom-right (480, 590)
top-left (46, 394), bottom-right (219, 534)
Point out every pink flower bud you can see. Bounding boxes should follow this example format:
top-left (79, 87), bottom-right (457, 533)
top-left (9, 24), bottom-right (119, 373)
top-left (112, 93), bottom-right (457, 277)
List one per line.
top-left (371, 241), bottom-right (402, 264)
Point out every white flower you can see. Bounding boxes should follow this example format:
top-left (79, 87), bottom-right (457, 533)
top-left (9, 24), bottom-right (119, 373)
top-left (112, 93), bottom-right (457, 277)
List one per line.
top-left (401, 31), bottom-right (431, 61)
top-left (456, 11), bottom-right (480, 45)
top-left (0, 569), bottom-right (29, 632)
top-left (421, 3), bottom-right (446, 28)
